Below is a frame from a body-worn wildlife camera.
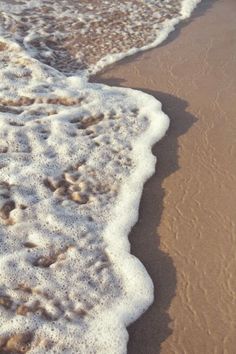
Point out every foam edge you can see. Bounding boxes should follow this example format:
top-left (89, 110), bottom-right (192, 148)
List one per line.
top-left (92, 86), bottom-right (169, 352)
top-left (89, 0), bottom-right (202, 76)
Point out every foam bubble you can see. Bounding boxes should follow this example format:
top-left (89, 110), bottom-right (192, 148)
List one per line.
top-left (0, 0), bottom-right (201, 352)
top-left (0, 39), bottom-right (168, 352)
top-left (0, 0), bottom-right (201, 75)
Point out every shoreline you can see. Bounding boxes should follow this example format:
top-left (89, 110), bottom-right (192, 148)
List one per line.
top-left (93, 0), bottom-right (236, 352)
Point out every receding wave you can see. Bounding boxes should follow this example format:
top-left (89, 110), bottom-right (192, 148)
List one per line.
top-left (0, 1), bottom-right (200, 353)
top-left (0, 0), bottom-right (200, 74)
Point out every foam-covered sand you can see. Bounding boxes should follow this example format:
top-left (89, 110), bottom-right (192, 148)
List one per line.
top-left (0, 39), bottom-right (168, 353)
top-left (94, 0), bottom-right (236, 352)
top-left (0, 0), bottom-right (200, 75)
top-left (0, 0), bottom-right (201, 352)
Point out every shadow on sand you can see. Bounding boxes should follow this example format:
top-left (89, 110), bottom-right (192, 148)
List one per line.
top-left (91, 77), bottom-right (198, 352)
top-left (126, 89), bottom-right (197, 354)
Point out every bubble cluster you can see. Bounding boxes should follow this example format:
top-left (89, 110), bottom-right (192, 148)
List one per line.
top-left (0, 0), bottom-right (200, 351)
top-left (0, 0), bottom-right (182, 74)
top-left (0, 39), bottom-right (169, 352)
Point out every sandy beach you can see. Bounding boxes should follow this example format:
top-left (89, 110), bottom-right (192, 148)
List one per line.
top-left (93, 0), bottom-right (236, 353)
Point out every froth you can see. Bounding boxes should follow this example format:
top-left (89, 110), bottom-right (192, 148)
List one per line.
top-left (0, 0), bottom-right (202, 352)
top-left (0, 0), bottom-right (185, 75)
top-left (0, 39), bottom-right (168, 352)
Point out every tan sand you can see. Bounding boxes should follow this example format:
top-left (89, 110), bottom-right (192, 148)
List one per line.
top-left (93, 0), bottom-right (236, 352)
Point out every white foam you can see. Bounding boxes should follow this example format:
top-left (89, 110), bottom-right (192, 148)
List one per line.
top-left (0, 0), bottom-right (201, 75)
top-left (0, 0), bottom-right (201, 352)
top-left (181, 0), bottom-right (202, 17)
top-left (0, 39), bottom-right (169, 352)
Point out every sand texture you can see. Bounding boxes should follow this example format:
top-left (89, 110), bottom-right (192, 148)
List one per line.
top-left (93, 0), bottom-right (236, 353)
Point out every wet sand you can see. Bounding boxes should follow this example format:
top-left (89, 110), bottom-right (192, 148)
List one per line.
top-left (93, 0), bottom-right (236, 353)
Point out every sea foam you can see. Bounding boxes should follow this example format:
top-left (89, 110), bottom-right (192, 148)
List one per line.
top-left (0, 1), bottom-right (200, 352)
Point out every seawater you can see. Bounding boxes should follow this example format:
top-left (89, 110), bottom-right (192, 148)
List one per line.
top-left (0, 1), bottom-right (200, 353)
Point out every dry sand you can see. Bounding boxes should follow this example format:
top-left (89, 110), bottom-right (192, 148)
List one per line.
top-left (93, 0), bottom-right (236, 353)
